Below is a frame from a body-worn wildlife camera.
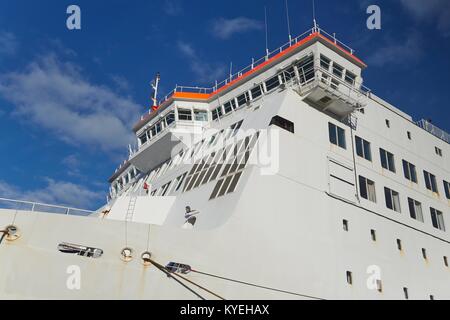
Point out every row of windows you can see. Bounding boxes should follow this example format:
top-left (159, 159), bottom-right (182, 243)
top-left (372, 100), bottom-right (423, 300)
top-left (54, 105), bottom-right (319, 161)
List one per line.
top-left (320, 54), bottom-right (356, 86)
top-left (328, 122), bottom-right (450, 200)
top-left (343, 221), bottom-right (448, 299)
top-left (212, 54), bottom-right (315, 121)
top-left (138, 108), bottom-right (208, 145)
top-left (359, 174), bottom-right (446, 231)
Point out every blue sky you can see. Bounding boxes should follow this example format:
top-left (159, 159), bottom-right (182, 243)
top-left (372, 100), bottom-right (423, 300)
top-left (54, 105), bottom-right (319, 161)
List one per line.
top-left (0, 0), bottom-right (449, 210)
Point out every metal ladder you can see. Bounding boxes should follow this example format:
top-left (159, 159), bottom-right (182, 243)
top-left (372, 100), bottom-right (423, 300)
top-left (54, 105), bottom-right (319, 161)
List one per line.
top-left (125, 196), bottom-right (137, 222)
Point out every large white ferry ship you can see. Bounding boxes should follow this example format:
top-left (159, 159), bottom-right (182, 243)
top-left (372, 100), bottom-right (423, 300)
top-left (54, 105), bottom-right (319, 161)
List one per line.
top-left (1, 23), bottom-right (449, 300)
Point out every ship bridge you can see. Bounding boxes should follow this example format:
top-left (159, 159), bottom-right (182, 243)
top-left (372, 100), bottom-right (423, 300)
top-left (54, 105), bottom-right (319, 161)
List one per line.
top-left (124, 26), bottom-right (370, 176)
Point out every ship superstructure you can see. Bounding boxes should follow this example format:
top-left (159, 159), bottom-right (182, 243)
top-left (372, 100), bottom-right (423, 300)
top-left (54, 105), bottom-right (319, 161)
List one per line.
top-left (0, 25), bottom-right (449, 300)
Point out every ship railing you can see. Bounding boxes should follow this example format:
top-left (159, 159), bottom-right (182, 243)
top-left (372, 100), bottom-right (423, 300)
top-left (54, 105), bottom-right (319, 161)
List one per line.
top-left (154, 26), bottom-right (357, 107)
top-left (0, 197), bottom-right (95, 217)
top-left (416, 119), bottom-right (450, 144)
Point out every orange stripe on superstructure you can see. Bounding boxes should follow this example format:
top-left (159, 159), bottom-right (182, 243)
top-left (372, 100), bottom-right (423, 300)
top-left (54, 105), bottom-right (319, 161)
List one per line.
top-left (316, 33), bottom-right (367, 67)
top-left (172, 91), bottom-right (210, 100)
top-left (211, 32), bottom-right (319, 97)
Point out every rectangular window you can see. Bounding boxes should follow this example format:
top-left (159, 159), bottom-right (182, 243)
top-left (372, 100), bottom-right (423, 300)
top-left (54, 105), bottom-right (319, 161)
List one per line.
top-left (194, 110), bottom-right (208, 121)
top-left (346, 271), bottom-right (352, 285)
top-left (332, 62), bottom-right (344, 78)
top-left (166, 111), bottom-right (175, 126)
top-left (265, 75), bottom-right (281, 92)
top-left (344, 70), bottom-right (356, 85)
top-left (384, 187), bottom-right (401, 212)
top-left (424, 171), bottom-right (439, 193)
top-left (320, 54), bottom-right (331, 71)
top-left (444, 181), bottom-right (450, 200)
top-left (355, 136), bottom-right (372, 161)
top-left (328, 122), bottom-right (346, 149)
top-left (435, 147), bottom-right (443, 157)
top-left (402, 160), bottom-right (417, 183)
top-left (430, 208), bottom-right (445, 231)
top-left (403, 287), bottom-right (409, 300)
top-left (397, 239), bottom-right (402, 251)
top-left (444, 256), bottom-right (449, 267)
top-left (343, 219), bottom-right (349, 231)
top-left (359, 176), bottom-right (377, 203)
top-left (212, 106), bottom-right (223, 120)
top-left (269, 116), bottom-right (294, 133)
top-left (139, 133), bottom-right (148, 145)
top-left (237, 92), bottom-right (250, 107)
top-left (380, 148), bottom-right (396, 172)
top-left (178, 109), bottom-right (192, 121)
top-left (422, 248), bottom-right (427, 260)
top-left (223, 100), bottom-right (234, 114)
top-left (408, 198), bottom-right (424, 222)
top-left (251, 85), bottom-right (263, 100)
top-left (385, 119), bottom-right (390, 128)
top-left (371, 229), bottom-right (377, 241)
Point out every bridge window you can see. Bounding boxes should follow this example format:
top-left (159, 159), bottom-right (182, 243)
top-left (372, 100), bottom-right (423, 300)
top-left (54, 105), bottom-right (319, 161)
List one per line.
top-left (430, 208), bottom-right (445, 231)
top-left (223, 100), bottom-right (234, 114)
top-left (265, 75), bottom-right (280, 92)
top-left (269, 115), bottom-right (294, 133)
top-left (332, 62), bottom-right (343, 78)
top-left (320, 54), bottom-right (331, 71)
top-left (178, 109), bottom-right (192, 121)
top-left (194, 110), bottom-right (208, 121)
top-left (408, 198), bottom-right (424, 222)
top-left (166, 111), bottom-right (175, 125)
top-left (328, 122), bottom-right (346, 149)
top-left (251, 85), bottom-right (263, 100)
top-left (424, 170), bottom-right (438, 193)
top-left (297, 55), bottom-right (314, 83)
top-left (212, 106), bottom-right (223, 120)
top-left (344, 70), bottom-right (356, 85)
top-left (139, 133), bottom-right (148, 145)
top-left (237, 92), bottom-right (250, 107)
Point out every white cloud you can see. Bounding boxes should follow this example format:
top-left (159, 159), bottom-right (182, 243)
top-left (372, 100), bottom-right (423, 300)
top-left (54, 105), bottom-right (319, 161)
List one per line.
top-left (177, 41), bottom-right (226, 84)
top-left (0, 31), bottom-right (18, 56)
top-left (0, 179), bottom-right (103, 209)
top-left (367, 33), bottom-right (423, 67)
top-left (163, 0), bottom-right (182, 16)
top-left (399, 0), bottom-right (450, 36)
top-left (0, 54), bottom-right (140, 152)
top-left (211, 17), bottom-right (263, 40)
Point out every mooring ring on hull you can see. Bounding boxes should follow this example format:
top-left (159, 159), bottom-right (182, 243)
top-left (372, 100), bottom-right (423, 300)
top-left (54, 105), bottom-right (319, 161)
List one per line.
top-left (141, 251), bottom-right (152, 266)
top-left (120, 247), bottom-right (134, 262)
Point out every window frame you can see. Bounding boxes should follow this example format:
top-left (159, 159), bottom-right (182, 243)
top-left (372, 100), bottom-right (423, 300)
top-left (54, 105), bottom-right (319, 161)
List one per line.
top-left (384, 187), bottom-right (401, 212)
top-left (355, 136), bottom-right (372, 161)
top-left (380, 148), bottom-right (396, 173)
top-left (328, 122), bottom-right (346, 149)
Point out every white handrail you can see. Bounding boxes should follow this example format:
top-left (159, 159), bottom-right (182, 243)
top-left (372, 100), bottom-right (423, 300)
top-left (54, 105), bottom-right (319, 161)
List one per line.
top-left (0, 197), bottom-right (95, 216)
top-left (155, 26), bottom-right (357, 106)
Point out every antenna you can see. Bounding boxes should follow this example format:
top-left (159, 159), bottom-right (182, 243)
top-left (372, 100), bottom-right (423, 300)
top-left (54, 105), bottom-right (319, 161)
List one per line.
top-left (150, 72), bottom-right (160, 111)
top-left (264, 6), bottom-right (269, 59)
top-left (285, 0), bottom-right (292, 43)
top-left (312, 0), bottom-right (317, 31)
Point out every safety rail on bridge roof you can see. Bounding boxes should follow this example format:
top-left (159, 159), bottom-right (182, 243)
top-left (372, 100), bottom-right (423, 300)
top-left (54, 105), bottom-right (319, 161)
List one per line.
top-left (0, 197), bottom-right (96, 217)
top-left (416, 120), bottom-right (450, 144)
top-left (155, 26), bottom-right (358, 105)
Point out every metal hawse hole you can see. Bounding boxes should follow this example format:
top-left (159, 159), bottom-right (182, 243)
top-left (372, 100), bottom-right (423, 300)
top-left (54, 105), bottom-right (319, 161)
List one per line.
top-left (120, 247), bottom-right (134, 262)
top-left (58, 242), bottom-right (103, 258)
top-left (3, 225), bottom-right (21, 241)
top-left (141, 251), bottom-right (152, 266)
